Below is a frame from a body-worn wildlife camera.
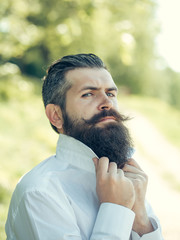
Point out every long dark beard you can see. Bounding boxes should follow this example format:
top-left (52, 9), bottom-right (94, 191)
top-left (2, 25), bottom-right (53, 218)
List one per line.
top-left (62, 109), bottom-right (133, 168)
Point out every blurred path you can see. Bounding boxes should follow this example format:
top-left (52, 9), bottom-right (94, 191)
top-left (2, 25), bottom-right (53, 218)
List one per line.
top-left (125, 110), bottom-right (180, 240)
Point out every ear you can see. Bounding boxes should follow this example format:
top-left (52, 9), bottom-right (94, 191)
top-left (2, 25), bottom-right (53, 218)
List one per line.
top-left (45, 104), bottom-right (64, 132)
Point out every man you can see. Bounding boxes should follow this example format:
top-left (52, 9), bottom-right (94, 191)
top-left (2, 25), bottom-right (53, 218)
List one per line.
top-left (6, 53), bottom-right (163, 239)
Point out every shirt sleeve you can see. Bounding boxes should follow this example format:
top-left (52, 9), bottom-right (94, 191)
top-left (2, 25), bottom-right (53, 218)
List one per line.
top-left (130, 201), bottom-right (164, 240)
top-left (90, 203), bottom-right (135, 240)
top-left (6, 189), bottom-right (163, 240)
top-left (7, 189), bottom-right (136, 240)
top-left (7, 189), bottom-right (82, 240)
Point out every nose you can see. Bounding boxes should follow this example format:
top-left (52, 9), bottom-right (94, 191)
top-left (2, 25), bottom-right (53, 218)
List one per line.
top-left (98, 95), bottom-right (113, 111)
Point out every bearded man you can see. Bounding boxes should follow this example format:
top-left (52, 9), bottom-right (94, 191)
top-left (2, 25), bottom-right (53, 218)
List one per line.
top-left (6, 53), bottom-right (163, 240)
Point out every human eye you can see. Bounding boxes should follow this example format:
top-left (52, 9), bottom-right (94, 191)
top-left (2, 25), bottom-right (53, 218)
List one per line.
top-left (81, 92), bottom-right (93, 98)
top-left (106, 92), bottom-right (116, 97)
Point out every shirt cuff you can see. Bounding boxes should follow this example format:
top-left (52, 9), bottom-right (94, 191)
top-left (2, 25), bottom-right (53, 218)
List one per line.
top-left (91, 203), bottom-right (135, 240)
top-left (131, 217), bottom-right (163, 240)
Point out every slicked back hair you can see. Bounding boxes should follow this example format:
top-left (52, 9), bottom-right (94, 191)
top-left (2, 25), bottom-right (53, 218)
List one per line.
top-left (42, 53), bottom-right (107, 133)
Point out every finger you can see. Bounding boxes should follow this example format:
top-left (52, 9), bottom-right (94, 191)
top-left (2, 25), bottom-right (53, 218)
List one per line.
top-left (124, 172), bottom-right (145, 180)
top-left (124, 172), bottom-right (136, 179)
top-left (97, 157), bottom-right (109, 177)
top-left (127, 158), bottom-right (142, 170)
top-left (117, 168), bottom-right (124, 177)
top-left (92, 157), bottom-right (99, 173)
top-left (108, 162), bottom-right (118, 174)
top-left (123, 163), bottom-right (142, 174)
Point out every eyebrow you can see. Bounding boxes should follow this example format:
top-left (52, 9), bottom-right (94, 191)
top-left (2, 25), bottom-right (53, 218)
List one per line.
top-left (78, 86), bottom-right (118, 93)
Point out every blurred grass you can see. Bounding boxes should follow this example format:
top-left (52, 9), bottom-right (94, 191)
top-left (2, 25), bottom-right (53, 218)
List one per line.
top-left (0, 78), bottom-right (180, 238)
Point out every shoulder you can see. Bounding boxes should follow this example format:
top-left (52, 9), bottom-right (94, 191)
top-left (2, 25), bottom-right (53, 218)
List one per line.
top-left (8, 154), bottom-right (70, 215)
top-left (13, 155), bottom-right (67, 199)
top-left (6, 156), bottom-right (74, 238)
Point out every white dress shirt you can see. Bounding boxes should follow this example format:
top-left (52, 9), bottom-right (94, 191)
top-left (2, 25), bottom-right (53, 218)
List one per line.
top-left (6, 134), bottom-right (163, 240)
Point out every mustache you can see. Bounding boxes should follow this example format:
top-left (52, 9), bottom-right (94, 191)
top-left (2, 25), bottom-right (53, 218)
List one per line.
top-left (83, 109), bottom-right (130, 125)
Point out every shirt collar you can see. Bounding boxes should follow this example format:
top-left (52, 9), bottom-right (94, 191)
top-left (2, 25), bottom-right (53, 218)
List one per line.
top-left (56, 134), bottom-right (97, 174)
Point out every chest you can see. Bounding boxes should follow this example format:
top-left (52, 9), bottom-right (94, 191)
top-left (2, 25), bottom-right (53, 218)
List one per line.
top-left (59, 168), bottom-right (99, 239)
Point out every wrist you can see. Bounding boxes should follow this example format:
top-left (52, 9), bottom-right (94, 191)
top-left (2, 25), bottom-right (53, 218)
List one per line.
top-left (133, 211), bottom-right (154, 236)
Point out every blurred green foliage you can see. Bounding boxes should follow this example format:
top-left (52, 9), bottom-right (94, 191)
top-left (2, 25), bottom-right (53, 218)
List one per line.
top-left (0, 0), bottom-right (180, 108)
top-left (0, 85), bottom-right (58, 239)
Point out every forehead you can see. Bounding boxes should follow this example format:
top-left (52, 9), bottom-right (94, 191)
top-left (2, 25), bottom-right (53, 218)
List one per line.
top-left (65, 68), bottom-right (117, 90)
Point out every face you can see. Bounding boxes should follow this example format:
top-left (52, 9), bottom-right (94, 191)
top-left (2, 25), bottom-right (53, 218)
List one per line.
top-left (64, 68), bottom-right (119, 128)
top-left (59, 68), bottom-right (133, 168)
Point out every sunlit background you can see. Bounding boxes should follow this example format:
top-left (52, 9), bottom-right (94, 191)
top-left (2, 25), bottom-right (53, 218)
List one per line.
top-left (0, 0), bottom-right (180, 239)
top-left (156, 0), bottom-right (180, 73)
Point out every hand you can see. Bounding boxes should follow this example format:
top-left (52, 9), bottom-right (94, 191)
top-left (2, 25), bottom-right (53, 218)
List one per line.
top-left (123, 159), bottom-right (154, 236)
top-left (93, 157), bottom-right (135, 209)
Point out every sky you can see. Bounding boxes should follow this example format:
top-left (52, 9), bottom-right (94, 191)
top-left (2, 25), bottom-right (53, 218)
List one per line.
top-left (155, 0), bottom-right (180, 72)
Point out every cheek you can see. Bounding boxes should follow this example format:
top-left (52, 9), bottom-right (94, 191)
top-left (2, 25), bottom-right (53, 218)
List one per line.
top-left (66, 101), bottom-right (92, 121)
top-left (79, 107), bottom-right (94, 120)
top-left (77, 98), bottom-right (98, 114)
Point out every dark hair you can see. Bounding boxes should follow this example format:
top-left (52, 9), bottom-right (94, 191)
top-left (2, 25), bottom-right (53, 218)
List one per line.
top-left (42, 53), bottom-right (107, 133)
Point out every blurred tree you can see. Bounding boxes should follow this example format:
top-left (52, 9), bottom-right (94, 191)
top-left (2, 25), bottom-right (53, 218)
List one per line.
top-left (0, 0), bottom-right (157, 79)
top-left (0, 0), bottom-right (180, 108)
top-left (87, 0), bottom-right (160, 95)
top-left (0, 0), bottom-right (97, 77)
